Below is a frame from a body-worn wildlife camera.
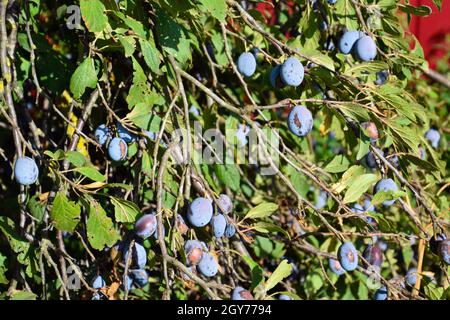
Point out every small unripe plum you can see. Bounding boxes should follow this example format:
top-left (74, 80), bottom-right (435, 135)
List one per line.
top-left (439, 239), bottom-right (450, 265)
top-left (231, 286), bottom-right (254, 300)
top-left (354, 35), bottom-right (377, 61)
top-left (374, 178), bottom-right (398, 206)
top-left (363, 244), bottom-right (383, 267)
top-left (329, 258), bottom-right (345, 276)
top-left (92, 275), bottom-right (106, 289)
top-left (280, 57), bottom-right (304, 87)
top-left (135, 213), bottom-right (157, 239)
top-left (184, 240), bottom-right (206, 266)
top-left (197, 253), bottom-right (219, 277)
top-left (339, 30), bottom-right (363, 55)
top-left (424, 129), bottom-right (440, 148)
top-left (94, 124), bottom-right (111, 146)
top-left (374, 286), bottom-right (388, 300)
top-left (123, 242), bottom-right (147, 269)
top-left (117, 122), bottom-right (136, 143)
top-left (338, 242), bottom-right (359, 271)
top-left (187, 197), bottom-right (213, 227)
top-left (406, 268), bottom-right (417, 286)
top-left (224, 223), bottom-right (236, 238)
top-left (14, 156), bottom-right (39, 185)
top-left (288, 105), bottom-right (313, 137)
top-left (211, 214), bottom-right (227, 238)
top-left (217, 194), bottom-right (233, 214)
top-left (130, 269), bottom-right (148, 287)
top-left (108, 137), bottom-right (128, 161)
top-left (237, 52), bottom-right (256, 77)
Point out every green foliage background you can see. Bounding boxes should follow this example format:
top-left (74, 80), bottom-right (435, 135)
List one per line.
top-left (0, 0), bottom-right (448, 300)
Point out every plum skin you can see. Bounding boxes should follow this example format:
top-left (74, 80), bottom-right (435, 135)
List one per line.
top-left (187, 197), bottom-right (214, 227)
top-left (197, 253), bottom-right (219, 277)
top-left (237, 52), bottom-right (256, 77)
top-left (280, 57), bottom-right (304, 87)
top-left (288, 105), bottom-right (313, 137)
top-left (354, 35), bottom-right (377, 61)
top-left (14, 156), bottom-right (39, 185)
top-left (338, 242), bottom-right (359, 271)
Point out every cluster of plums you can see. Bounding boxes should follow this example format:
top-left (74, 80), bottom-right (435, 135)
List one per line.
top-left (339, 30), bottom-right (377, 61)
top-left (95, 122), bottom-right (140, 162)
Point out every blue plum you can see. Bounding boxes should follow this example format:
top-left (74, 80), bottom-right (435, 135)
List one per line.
top-left (363, 244), bottom-right (383, 267)
top-left (354, 36), bottom-right (377, 61)
top-left (338, 242), bottom-right (359, 271)
top-left (374, 286), bottom-right (388, 300)
top-left (374, 178), bottom-right (398, 206)
top-left (280, 57), bottom-right (304, 87)
top-left (375, 70), bottom-right (389, 85)
top-left (406, 268), bottom-right (417, 286)
top-left (211, 214), bottom-right (227, 238)
top-left (14, 156), bottom-right (39, 185)
top-left (135, 213), bottom-right (157, 239)
top-left (117, 122), bottom-right (136, 143)
top-left (197, 253), bottom-right (218, 277)
top-left (425, 129), bottom-right (440, 148)
top-left (187, 197), bottom-right (214, 227)
top-left (329, 258), bottom-right (345, 276)
top-left (231, 286), bottom-right (254, 300)
top-left (314, 190), bottom-right (328, 210)
top-left (327, 0), bottom-right (338, 4)
top-left (288, 105), bottom-right (313, 137)
top-left (351, 203), bottom-right (365, 214)
top-left (130, 269), bottom-right (148, 287)
top-left (430, 233), bottom-right (446, 255)
top-left (363, 199), bottom-right (375, 212)
top-left (339, 30), bottom-right (363, 54)
top-left (184, 240), bottom-right (205, 266)
top-left (366, 148), bottom-right (383, 169)
top-left (217, 194), bottom-right (233, 214)
top-left (92, 275), bottom-right (106, 289)
top-left (108, 137), bottom-right (128, 161)
top-left (123, 242), bottom-right (147, 269)
top-left (94, 124), bottom-right (111, 146)
top-left (278, 294), bottom-right (293, 300)
top-left (439, 239), bottom-right (450, 265)
top-left (237, 52), bottom-right (256, 77)
top-left (224, 223), bottom-right (236, 238)
top-left (270, 65), bottom-right (285, 88)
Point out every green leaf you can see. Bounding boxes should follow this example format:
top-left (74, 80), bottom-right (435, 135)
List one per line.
top-left (80, 0), bottom-right (108, 33)
top-left (343, 174), bottom-right (378, 204)
top-left (74, 166), bottom-right (106, 182)
top-left (324, 155), bottom-right (350, 173)
top-left (244, 202), bottom-right (278, 220)
top-left (87, 201), bottom-right (121, 250)
top-left (0, 253), bottom-right (8, 284)
top-left (126, 102), bottom-right (163, 131)
top-left (265, 260), bottom-right (292, 292)
top-left (50, 192), bottom-right (81, 232)
top-left (332, 165), bottom-right (365, 193)
top-left (356, 136), bottom-right (371, 161)
top-left (65, 151), bottom-right (86, 167)
top-left (214, 164), bottom-right (240, 192)
top-left (0, 217), bottom-right (31, 267)
top-left (199, 0), bottom-right (227, 22)
top-left (10, 291), bottom-right (37, 300)
top-left (111, 197), bottom-right (140, 223)
top-left (69, 57), bottom-right (98, 99)
top-left (139, 38), bottom-right (160, 73)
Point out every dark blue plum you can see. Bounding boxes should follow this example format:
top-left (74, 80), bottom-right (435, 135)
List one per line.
top-left (94, 124), bottom-right (111, 146)
top-left (339, 30), bottom-right (363, 54)
top-left (231, 286), bottom-right (254, 300)
top-left (363, 244), bottom-right (383, 267)
top-left (338, 242), bottom-right (359, 271)
top-left (130, 269), bottom-right (148, 287)
top-left (217, 194), bottom-right (233, 214)
top-left (117, 122), bottom-right (136, 143)
top-left (375, 70), bottom-right (388, 85)
top-left (374, 178), bottom-right (398, 206)
top-left (280, 57), bottom-right (304, 87)
top-left (224, 223), bottom-right (236, 238)
top-left (211, 214), bottom-right (227, 238)
top-left (354, 36), bottom-right (377, 61)
top-left (237, 52), bottom-right (256, 77)
top-left (108, 137), bottom-right (128, 161)
top-left (92, 275), bottom-right (106, 289)
top-left (270, 65), bottom-right (285, 88)
top-left (134, 213), bottom-right (157, 239)
top-left (187, 197), bottom-right (213, 227)
top-left (374, 286), bottom-right (388, 300)
top-left (329, 258), bottom-right (345, 276)
top-left (439, 239), bottom-right (450, 265)
top-left (197, 253), bottom-right (218, 277)
top-left (406, 268), bottom-right (417, 286)
top-left (123, 242), bottom-right (147, 269)
top-left (14, 156), bottom-right (39, 185)
top-left (288, 105), bottom-right (313, 137)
